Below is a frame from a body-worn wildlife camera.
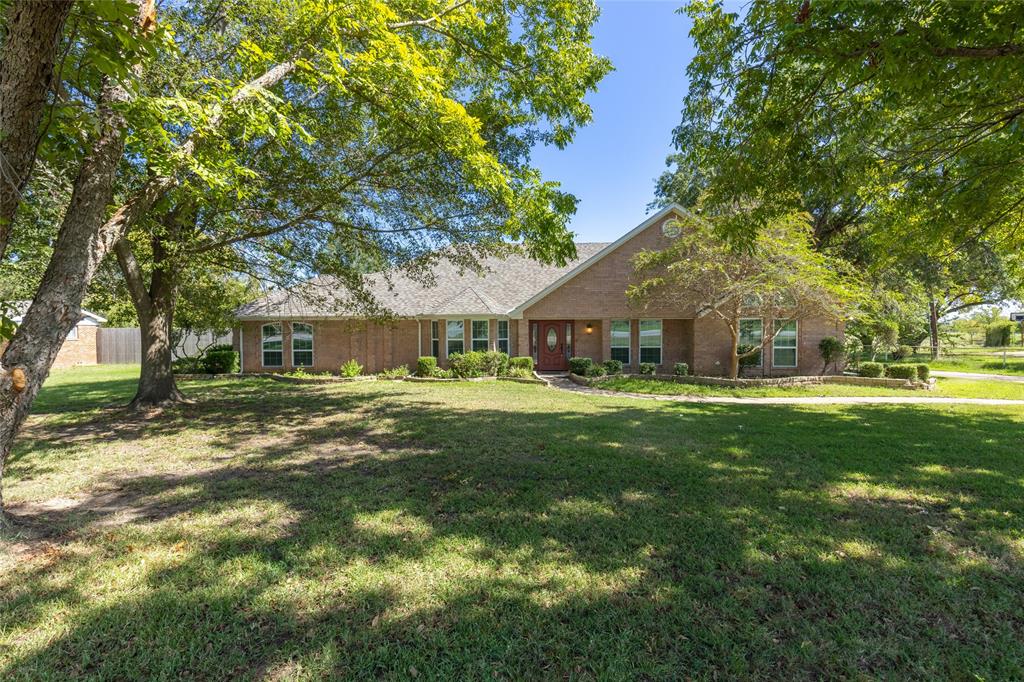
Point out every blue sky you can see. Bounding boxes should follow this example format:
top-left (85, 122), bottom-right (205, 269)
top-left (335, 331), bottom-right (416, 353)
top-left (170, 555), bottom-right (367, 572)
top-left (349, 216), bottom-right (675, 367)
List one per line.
top-left (531, 1), bottom-right (697, 243)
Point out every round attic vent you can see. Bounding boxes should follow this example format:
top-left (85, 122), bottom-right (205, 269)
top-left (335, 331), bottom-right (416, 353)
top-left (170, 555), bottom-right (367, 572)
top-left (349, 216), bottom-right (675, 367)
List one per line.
top-left (661, 218), bottom-right (681, 238)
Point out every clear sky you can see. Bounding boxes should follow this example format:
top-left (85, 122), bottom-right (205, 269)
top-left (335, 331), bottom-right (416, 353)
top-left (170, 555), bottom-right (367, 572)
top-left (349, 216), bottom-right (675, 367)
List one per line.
top-left (531, 0), bottom-right (697, 243)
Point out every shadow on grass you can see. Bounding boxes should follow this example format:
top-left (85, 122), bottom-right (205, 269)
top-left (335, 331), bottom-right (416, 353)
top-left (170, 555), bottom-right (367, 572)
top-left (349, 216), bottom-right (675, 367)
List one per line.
top-left (3, 378), bottom-right (1024, 678)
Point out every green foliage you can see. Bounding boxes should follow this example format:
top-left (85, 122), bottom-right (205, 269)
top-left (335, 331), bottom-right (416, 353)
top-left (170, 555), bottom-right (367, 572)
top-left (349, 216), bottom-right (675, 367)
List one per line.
top-left (505, 366), bottom-right (534, 379)
top-left (416, 356), bottom-right (438, 378)
top-left (378, 365), bottom-right (409, 379)
top-left (481, 351), bottom-right (509, 377)
top-left (916, 364), bottom-right (931, 382)
top-left (200, 350), bottom-right (239, 374)
top-left (340, 359), bottom-right (363, 377)
top-left (603, 359), bottom-right (624, 375)
top-left (509, 356), bottom-right (534, 372)
top-left (568, 357), bottom-right (592, 375)
top-left (818, 337), bottom-right (843, 371)
top-left (673, 362), bottom-right (689, 377)
top-left (858, 362), bottom-right (884, 378)
top-left (737, 344), bottom-right (760, 369)
top-left (893, 345), bottom-right (914, 361)
top-left (171, 357), bottom-right (202, 374)
top-left (639, 362), bottom-right (656, 376)
top-left (584, 364), bottom-right (606, 378)
top-left (843, 337), bottom-right (864, 369)
top-left (885, 364), bottom-right (918, 381)
top-left (448, 351), bottom-right (483, 378)
top-left (986, 322), bottom-right (1014, 347)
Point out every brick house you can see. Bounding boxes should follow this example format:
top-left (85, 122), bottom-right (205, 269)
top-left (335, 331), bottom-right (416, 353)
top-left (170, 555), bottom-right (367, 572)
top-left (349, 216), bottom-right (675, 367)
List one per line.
top-left (7, 301), bottom-right (106, 369)
top-left (235, 205), bottom-right (844, 376)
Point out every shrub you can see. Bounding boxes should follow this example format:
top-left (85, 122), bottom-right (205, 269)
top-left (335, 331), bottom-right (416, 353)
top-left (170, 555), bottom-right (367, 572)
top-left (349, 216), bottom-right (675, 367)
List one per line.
top-left (892, 344), bottom-right (914, 361)
top-left (916, 364), bottom-right (930, 381)
top-left (509, 356), bottom-right (534, 371)
top-left (340, 359), bottom-right (363, 377)
top-left (200, 349), bottom-right (239, 374)
top-left (171, 357), bottom-right (202, 374)
top-left (481, 351), bottom-right (509, 376)
top-left (818, 336), bottom-right (843, 372)
top-left (737, 344), bottom-right (760, 368)
top-left (448, 351), bottom-right (485, 378)
top-left (639, 362), bottom-right (656, 375)
top-left (603, 359), bottom-right (623, 375)
top-left (844, 336), bottom-right (864, 369)
top-left (673, 362), bottom-right (689, 376)
top-left (568, 357), bottom-right (592, 375)
top-left (585, 364), bottom-right (606, 378)
top-left (416, 356), bottom-right (437, 377)
top-left (985, 322), bottom-right (1014, 347)
top-left (379, 365), bottom-right (409, 379)
top-left (884, 363), bottom-right (918, 380)
top-left (858, 362), bottom-right (884, 378)
top-left (433, 367), bottom-right (454, 379)
top-left (205, 343), bottom-right (234, 353)
top-left (505, 366), bottom-right (534, 379)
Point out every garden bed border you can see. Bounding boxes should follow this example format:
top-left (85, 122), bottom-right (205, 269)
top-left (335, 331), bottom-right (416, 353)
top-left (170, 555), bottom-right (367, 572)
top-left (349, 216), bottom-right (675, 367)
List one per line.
top-left (570, 372), bottom-right (933, 391)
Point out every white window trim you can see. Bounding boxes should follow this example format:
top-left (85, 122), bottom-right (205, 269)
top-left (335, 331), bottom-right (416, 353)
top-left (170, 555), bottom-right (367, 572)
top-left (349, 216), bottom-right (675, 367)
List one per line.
top-left (431, 320), bottom-right (440, 358)
top-left (471, 319), bottom-right (490, 352)
top-left (291, 322), bottom-right (314, 367)
top-left (772, 319), bottom-right (798, 368)
top-left (639, 319), bottom-right (663, 364)
top-left (66, 326), bottom-right (79, 341)
top-left (446, 320), bottom-right (465, 356)
top-left (739, 317), bottom-right (764, 368)
top-left (262, 323), bottom-right (283, 367)
top-left (497, 320), bottom-right (509, 353)
top-left (610, 319), bottom-right (630, 364)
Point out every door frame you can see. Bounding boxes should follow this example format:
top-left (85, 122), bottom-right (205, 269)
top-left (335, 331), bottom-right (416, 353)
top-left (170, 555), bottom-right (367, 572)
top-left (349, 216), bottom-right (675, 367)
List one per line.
top-left (534, 319), bottom-right (572, 371)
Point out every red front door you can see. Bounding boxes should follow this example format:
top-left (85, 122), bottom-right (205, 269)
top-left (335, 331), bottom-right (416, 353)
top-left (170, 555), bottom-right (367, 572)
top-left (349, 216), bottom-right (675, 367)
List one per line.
top-left (536, 320), bottom-right (570, 371)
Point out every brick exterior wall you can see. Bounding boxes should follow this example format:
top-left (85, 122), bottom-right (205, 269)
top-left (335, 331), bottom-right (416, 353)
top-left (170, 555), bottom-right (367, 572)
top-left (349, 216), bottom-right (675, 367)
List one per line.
top-left (53, 324), bottom-right (99, 368)
top-left (691, 315), bottom-right (845, 377)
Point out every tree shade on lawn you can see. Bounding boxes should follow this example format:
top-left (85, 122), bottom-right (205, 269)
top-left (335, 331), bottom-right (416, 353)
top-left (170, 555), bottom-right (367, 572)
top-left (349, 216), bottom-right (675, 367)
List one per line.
top-left (2, 366), bottom-right (1023, 679)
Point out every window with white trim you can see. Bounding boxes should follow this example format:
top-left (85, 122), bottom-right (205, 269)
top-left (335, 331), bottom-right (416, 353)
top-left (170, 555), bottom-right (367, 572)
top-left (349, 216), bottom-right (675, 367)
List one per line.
top-left (262, 323), bottom-right (283, 367)
top-left (66, 326), bottom-right (79, 341)
top-left (773, 320), bottom-right (798, 368)
top-left (739, 318), bottom-right (763, 367)
top-left (471, 320), bottom-right (489, 352)
top-left (639, 319), bottom-right (662, 364)
top-left (292, 322), bottom-right (313, 367)
top-left (431, 321), bottom-right (439, 357)
top-left (530, 322), bottom-right (539, 361)
top-left (497, 320), bottom-right (509, 354)
top-left (610, 320), bottom-right (630, 364)
top-left (446, 320), bottom-right (464, 356)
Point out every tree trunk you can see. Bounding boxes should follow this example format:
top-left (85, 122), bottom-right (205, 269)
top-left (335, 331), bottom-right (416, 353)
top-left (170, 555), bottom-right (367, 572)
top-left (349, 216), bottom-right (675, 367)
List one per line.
top-left (132, 296), bottom-right (185, 409)
top-left (0, 0), bottom-right (75, 258)
top-left (728, 327), bottom-right (740, 379)
top-left (928, 299), bottom-right (941, 359)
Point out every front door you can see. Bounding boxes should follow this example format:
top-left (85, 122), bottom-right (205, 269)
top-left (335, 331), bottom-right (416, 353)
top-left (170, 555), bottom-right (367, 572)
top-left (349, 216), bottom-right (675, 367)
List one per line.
top-left (537, 320), bottom-right (570, 371)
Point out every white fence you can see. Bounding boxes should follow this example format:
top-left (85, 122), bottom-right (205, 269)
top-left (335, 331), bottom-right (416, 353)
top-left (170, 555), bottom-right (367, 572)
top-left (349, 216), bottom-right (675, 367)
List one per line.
top-left (97, 328), bottom-right (232, 364)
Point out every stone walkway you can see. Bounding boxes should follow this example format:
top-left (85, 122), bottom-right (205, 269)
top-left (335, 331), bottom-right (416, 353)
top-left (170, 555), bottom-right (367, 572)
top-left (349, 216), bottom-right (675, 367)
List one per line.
top-left (537, 374), bottom-right (1024, 407)
top-left (932, 370), bottom-right (1024, 384)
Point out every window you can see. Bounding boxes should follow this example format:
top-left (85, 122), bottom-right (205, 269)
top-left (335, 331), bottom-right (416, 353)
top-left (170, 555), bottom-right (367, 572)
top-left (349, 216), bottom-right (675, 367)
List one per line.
top-left (739, 318), bottom-right (763, 367)
top-left (565, 322), bottom-right (572, 359)
top-left (497, 320), bottom-right (509, 354)
top-left (773, 320), bottom-right (798, 368)
top-left (610, 320), bottom-right (630, 364)
top-left (292, 322), bottom-right (313, 367)
top-left (471, 320), bottom-right (489, 352)
top-left (639, 319), bottom-right (662, 364)
top-left (262, 323), bottom-right (283, 366)
top-left (447, 320), bottom-right (464, 356)
top-left (531, 322), bottom-right (539, 361)
top-left (66, 326), bottom-right (79, 341)
top-left (431, 321), bottom-right (439, 357)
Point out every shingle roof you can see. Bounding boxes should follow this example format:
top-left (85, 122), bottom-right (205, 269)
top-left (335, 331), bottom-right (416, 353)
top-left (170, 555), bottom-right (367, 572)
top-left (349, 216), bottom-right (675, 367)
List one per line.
top-left (236, 243), bottom-right (609, 319)
top-left (6, 300), bottom-right (106, 325)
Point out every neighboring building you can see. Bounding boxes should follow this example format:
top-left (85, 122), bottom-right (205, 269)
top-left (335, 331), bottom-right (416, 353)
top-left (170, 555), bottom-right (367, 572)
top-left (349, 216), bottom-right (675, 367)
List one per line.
top-left (235, 205), bottom-right (844, 376)
top-left (6, 301), bottom-right (106, 368)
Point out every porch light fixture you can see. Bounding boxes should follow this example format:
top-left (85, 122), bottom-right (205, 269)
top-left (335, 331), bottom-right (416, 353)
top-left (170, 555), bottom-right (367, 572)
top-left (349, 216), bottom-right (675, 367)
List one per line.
top-left (585, 323), bottom-right (593, 334)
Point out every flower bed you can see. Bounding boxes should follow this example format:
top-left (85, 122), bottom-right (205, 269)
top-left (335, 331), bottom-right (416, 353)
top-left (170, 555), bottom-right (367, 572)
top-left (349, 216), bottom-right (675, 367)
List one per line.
top-left (571, 372), bottom-right (933, 391)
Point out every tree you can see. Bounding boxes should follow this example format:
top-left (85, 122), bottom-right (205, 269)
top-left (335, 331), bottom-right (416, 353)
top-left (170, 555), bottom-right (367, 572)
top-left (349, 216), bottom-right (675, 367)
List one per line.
top-left (108, 0), bottom-right (610, 408)
top-left (628, 208), bottom-right (858, 379)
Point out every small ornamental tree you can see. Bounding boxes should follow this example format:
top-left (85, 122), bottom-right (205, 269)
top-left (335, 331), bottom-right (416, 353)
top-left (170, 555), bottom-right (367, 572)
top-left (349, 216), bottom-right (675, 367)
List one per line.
top-left (628, 208), bottom-right (859, 379)
top-left (818, 336), bottom-right (843, 374)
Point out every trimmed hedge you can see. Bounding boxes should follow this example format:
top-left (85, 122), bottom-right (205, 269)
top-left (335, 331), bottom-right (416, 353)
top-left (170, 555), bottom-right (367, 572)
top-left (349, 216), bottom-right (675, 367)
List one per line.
top-left (509, 356), bottom-right (534, 371)
top-left (200, 349), bottom-right (239, 374)
top-left (416, 356), bottom-right (437, 377)
top-left (673, 362), bottom-right (689, 376)
top-left (481, 351), bottom-right (509, 377)
top-left (569, 357), bottom-right (592, 375)
top-left (858, 362), bottom-right (884, 378)
top-left (585, 364), bottom-right (606, 378)
top-left (603, 359), bottom-right (623, 375)
top-left (916, 364), bottom-right (930, 381)
top-left (639, 362), bottom-right (656, 375)
top-left (884, 363), bottom-right (918, 380)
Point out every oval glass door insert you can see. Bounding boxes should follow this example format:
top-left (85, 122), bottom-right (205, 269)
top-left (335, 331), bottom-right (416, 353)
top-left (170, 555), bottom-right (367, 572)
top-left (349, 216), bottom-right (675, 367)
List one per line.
top-left (546, 327), bottom-right (557, 351)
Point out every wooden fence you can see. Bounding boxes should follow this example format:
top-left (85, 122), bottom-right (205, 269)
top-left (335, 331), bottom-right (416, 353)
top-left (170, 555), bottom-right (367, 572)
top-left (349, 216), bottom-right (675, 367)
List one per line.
top-left (97, 328), bottom-right (232, 364)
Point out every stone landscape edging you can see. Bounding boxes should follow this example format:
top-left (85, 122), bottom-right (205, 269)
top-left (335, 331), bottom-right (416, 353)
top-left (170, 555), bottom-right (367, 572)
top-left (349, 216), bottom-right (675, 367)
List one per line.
top-left (570, 372), bottom-right (932, 391)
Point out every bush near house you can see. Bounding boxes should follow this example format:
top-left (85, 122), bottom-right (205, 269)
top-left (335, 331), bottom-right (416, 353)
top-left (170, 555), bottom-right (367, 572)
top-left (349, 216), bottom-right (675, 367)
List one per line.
top-left (340, 359), bottom-right (363, 377)
top-left (509, 356), bottom-right (534, 372)
top-left (448, 352), bottom-right (483, 378)
top-left (916, 364), bottom-right (931, 381)
top-left (379, 365), bottom-right (409, 379)
top-left (737, 344), bottom-right (760, 368)
top-left (639, 362), bottom-right (656, 375)
top-left (603, 359), bottom-right (623, 375)
top-left (673, 362), bottom-right (689, 376)
top-left (858, 362), bottom-right (884, 378)
top-left (200, 349), bottom-right (239, 374)
top-left (884, 363), bottom-right (918, 380)
top-left (481, 351), bottom-right (509, 377)
top-left (585, 364), bottom-right (606, 378)
top-left (417, 356), bottom-right (437, 377)
top-left (569, 357), bottom-right (592, 375)
top-left (818, 336), bottom-right (843, 372)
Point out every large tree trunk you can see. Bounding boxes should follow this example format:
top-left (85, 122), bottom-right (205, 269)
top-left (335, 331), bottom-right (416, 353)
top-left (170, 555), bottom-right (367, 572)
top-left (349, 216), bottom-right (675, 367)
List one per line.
top-left (727, 326), bottom-right (740, 379)
top-left (0, 0), bottom-right (74, 258)
top-left (928, 299), bottom-right (941, 359)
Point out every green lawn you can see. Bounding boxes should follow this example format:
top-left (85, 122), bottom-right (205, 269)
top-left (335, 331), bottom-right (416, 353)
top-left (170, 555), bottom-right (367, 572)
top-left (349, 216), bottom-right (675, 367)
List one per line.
top-left (3, 365), bottom-right (1024, 679)
top-left (598, 375), bottom-right (1024, 400)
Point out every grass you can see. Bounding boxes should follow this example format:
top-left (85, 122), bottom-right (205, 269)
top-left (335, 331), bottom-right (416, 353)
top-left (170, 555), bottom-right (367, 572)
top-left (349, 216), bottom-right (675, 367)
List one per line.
top-left (2, 365), bottom-right (1024, 679)
top-left (597, 375), bottom-right (1024, 400)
